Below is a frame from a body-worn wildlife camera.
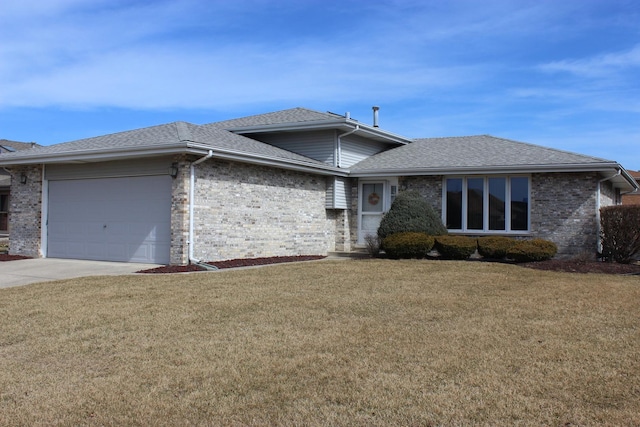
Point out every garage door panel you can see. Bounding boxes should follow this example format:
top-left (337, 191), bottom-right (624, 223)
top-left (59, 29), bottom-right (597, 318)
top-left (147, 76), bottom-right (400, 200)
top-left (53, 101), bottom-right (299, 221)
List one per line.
top-left (48, 176), bottom-right (171, 264)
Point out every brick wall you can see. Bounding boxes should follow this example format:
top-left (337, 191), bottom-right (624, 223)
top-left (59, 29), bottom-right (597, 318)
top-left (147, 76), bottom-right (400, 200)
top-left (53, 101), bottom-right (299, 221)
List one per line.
top-left (400, 175), bottom-right (443, 211)
top-left (7, 165), bottom-right (42, 257)
top-left (530, 172), bottom-right (602, 257)
top-left (190, 159), bottom-right (336, 262)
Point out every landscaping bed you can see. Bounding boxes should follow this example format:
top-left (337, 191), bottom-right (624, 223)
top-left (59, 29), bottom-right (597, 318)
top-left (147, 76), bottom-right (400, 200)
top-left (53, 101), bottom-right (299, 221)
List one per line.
top-left (0, 254), bottom-right (31, 261)
top-left (138, 255), bottom-right (326, 273)
top-left (522, 258), bottom-right (640, 275)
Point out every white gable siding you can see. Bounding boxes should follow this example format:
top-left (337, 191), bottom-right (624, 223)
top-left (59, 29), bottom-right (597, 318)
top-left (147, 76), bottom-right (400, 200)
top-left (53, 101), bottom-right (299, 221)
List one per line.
top-left (340, 135), bottom-right (388, 167)
top-left (326, 176), bottom-right (349, 209)
top-left (248, 130), bottom-right (336, 166)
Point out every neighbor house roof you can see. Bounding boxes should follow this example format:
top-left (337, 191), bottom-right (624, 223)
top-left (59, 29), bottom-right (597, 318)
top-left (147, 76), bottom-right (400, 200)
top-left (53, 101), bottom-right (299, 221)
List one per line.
top-left (0, 121), bottom-right (344, 176)
top-left (0, 139), bottom-right (38, 153)
top-left (1, 139), bottom-right (39, 187)
top-left (351, 135), bottom-right (637, 190)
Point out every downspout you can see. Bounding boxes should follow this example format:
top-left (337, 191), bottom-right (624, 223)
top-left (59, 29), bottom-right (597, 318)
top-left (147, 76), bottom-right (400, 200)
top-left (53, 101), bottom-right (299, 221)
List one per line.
top-left (336, 125), bottom-right (359, 168)
top-left (596, 169), bottom-right (621, 254)
top-left (188, 150), bottom-right (218, 270)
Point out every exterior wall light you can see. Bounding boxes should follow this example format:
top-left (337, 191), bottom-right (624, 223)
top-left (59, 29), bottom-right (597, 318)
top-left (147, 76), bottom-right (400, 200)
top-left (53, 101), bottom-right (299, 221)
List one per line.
top-left (169, 163), bottom-right (179, 178)
top-left (20, 173), bottom-right (27, 184)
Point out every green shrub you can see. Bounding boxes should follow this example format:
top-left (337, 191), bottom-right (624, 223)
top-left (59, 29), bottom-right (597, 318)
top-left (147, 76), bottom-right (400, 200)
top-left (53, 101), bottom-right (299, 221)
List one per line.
top-left (600, 205), bottom-right (640, 264)
top-left (506, 239), bottom-right (557, 262)
top-left (383, 232), bottom-right (435, 259)
top-left (377, 190), bottom-right (447, 241)
top-left (477, 236), bottom-right (517, 259)
top-left (434, 235), bottom-right (477, 260)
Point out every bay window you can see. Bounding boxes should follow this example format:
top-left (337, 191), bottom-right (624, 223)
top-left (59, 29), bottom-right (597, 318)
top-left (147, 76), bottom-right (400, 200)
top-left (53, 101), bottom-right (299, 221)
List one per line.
top-left (444, 176), bottom-right (530, 233)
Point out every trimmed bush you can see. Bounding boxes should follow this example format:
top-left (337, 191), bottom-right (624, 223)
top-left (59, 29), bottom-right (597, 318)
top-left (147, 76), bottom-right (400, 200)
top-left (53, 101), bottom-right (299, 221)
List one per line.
top-left (506, 239), bottom-right (557, 263)
top-left (377, 190), bottom-right (447, 241)
top-left (434, 235), bottom-right (478, 260)
top-left (600, 205), bottom-right (640, 264)
top-left (477, 236), bottom-right (517, 259)
top-left (383, 232), bottom-right (435, 259)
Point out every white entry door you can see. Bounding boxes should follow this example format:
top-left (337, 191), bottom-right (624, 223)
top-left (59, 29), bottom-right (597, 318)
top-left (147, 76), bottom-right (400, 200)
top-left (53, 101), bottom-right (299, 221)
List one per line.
top-left (359, 182), bottom-right (385, 243)
top-left (47, 175), bottom-right (172, 264)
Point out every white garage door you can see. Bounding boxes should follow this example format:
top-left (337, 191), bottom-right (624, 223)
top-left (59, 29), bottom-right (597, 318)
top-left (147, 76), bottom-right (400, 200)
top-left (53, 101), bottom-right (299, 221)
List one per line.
top-left (47, 175), bottom-right (172, 264)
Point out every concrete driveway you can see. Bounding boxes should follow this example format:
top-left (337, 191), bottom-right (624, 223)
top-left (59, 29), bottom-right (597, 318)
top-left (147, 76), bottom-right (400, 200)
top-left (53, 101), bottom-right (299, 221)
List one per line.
top-left (0, 258), bottom-right (161, 289)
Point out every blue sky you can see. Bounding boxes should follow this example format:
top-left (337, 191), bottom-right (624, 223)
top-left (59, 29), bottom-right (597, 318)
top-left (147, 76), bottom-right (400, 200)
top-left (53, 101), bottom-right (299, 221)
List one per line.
top-left (1, 0), bottom-right (639, 170)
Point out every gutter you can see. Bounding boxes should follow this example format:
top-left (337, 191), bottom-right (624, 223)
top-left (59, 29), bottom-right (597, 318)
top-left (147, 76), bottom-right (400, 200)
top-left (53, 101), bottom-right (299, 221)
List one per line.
top-left (188, 150), bottom-right (218, 270)
top-left (596, 169), bottom-right (621, 254)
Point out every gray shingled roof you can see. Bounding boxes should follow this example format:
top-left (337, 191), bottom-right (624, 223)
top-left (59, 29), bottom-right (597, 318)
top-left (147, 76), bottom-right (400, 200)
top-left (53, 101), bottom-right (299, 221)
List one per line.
top-left (351, 135), bottom-right (616, 173)
top-left (0, 121), bottom-right (331, 169)
top-left (209, 107), bottom-right (342, 129)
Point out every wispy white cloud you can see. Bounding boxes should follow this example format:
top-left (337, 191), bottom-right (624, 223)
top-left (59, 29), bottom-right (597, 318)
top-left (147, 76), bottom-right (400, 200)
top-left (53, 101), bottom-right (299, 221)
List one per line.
top-left (0, 0), bottom-right (493, 109)
top-left (539, 44), bottom-right (640, 77)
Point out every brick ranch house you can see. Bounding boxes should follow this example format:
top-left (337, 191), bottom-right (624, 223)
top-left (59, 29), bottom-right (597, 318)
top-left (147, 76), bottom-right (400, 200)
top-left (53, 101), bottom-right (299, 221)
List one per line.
top-left (0, 139), bottom-right (39, 235)
top-left (622, 171), bottom-right (640, 205)
top-left (0, 107), bottom-right (637, 265)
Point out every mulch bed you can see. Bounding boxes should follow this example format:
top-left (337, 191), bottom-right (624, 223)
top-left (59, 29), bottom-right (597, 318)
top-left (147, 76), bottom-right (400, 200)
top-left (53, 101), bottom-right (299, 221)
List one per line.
top-left (137, 255), bottom-right (326, 273)
top-left (0, 254), bottom-right (31, 261)
top-left (521, 259), bottom-right (640, 275)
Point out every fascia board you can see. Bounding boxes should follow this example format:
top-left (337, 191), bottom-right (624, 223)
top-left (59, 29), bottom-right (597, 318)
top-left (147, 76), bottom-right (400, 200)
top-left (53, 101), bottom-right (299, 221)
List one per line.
top-left (351, 163), bottom-right (627, 178)
top-left (0, 144), bottom-right (189, 166)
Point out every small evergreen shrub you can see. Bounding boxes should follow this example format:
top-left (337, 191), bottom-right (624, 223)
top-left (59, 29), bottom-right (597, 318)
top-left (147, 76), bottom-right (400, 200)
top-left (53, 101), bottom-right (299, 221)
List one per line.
top-left (600, 205), bottom-right (640, 264)
top-left (382, 232), bottom-right (435, 259)
top-left (434, 235), bottom-right (478, 260)
top-left (506, 239), bottom-right (557, 262)
top-left (377, 190), bottom-right (447, 241)
top-left (477, 236), bottom-right (517, 259)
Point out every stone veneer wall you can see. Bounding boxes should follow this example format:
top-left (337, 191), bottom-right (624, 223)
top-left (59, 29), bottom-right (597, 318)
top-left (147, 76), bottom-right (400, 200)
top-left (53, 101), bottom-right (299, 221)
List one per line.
top-left (7, 165), bottom-right (43, 257)
top-left (529, 172), bottom-right (601, 257)
top-left (190, 159), bottom-right (335, 262)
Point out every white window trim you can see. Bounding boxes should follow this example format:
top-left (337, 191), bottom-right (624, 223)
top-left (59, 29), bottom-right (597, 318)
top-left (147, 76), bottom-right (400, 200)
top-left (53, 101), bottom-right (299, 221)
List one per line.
top-left (442, 175), bottom-right (531, 234)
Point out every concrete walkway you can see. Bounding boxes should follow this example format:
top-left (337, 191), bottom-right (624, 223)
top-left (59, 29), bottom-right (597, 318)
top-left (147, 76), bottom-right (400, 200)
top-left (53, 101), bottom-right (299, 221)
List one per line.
top-left (0, 258), bottom-right (161, 289)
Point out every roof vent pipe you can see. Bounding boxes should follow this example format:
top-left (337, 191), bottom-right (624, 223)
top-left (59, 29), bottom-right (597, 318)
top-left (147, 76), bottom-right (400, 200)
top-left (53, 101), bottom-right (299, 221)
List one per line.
top-left (372, 106), bottom-right (380, 127)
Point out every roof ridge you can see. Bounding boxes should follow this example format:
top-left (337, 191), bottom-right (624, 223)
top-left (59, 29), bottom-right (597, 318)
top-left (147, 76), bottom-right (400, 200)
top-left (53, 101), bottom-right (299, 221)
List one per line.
top-left (175, 121), bottom-right (194, 142)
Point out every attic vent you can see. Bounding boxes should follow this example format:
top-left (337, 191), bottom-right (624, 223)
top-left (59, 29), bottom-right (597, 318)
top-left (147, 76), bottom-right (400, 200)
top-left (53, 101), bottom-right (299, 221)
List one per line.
top-left (372, 106), bottom-right (380, 127)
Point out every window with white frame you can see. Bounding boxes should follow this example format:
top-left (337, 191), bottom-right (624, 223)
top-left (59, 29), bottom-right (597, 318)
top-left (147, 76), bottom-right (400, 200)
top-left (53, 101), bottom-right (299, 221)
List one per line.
top-left (444, 176), bottom-right (530, 233)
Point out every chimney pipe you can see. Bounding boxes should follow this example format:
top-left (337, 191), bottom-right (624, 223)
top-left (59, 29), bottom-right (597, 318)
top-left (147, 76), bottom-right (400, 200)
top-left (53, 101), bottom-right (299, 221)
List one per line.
top-left (372, 106), bottom-right (379, 127)
top-left (345, 112), bottom-right (351, 120)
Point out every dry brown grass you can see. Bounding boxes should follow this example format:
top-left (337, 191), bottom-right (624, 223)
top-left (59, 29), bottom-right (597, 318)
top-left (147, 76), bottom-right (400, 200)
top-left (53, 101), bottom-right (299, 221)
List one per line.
top-left (1, 259), bottom-right (639, 426)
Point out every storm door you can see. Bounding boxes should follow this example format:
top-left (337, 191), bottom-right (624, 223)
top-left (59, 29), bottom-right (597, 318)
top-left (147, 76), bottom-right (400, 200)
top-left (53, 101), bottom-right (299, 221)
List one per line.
top-left (358, 182), bottom-right (386, 243)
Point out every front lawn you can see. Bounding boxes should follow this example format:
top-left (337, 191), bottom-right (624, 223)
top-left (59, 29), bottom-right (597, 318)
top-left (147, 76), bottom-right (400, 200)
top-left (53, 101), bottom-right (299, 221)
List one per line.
top-left (1, 260), bottom-right (639, 425)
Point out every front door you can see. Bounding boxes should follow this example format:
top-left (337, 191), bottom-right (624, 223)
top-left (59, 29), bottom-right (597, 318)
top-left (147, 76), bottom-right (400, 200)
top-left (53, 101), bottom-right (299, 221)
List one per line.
top-left (359, 182), bottom-right (385, 243)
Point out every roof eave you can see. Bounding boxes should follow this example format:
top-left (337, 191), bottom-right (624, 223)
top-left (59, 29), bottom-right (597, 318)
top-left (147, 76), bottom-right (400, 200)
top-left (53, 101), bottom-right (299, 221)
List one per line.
top-left (0, 144), bottom-right (189, 166)
top-left (352, 162), bottom-right (638, 188)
